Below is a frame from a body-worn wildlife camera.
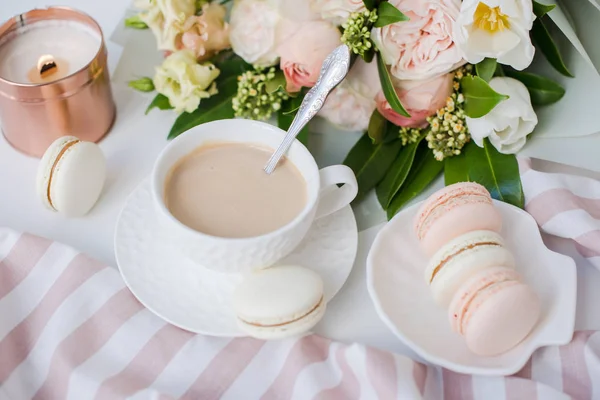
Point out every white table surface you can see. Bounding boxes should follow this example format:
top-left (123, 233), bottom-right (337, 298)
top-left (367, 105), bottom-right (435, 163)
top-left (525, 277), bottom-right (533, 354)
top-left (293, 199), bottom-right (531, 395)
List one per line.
top-left (1, 0), bottom-right (600, 360)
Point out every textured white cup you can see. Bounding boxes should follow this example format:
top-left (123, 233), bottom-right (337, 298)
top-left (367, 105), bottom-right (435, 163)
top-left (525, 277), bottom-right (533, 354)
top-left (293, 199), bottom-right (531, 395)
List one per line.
top-left (151, 119), bottom-right (358, 274)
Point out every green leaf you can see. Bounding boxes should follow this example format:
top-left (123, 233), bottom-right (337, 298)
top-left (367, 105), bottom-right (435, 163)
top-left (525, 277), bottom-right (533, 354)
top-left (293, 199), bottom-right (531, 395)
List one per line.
top-left (145, 94), bottom-right (173, 115)
top-left (476, 58), bottom-right (497, 82)
top-left (265, 70), bottom-right (287, 94)
top-left (531, 18), bottom-right (573, 77)
top-left (533, 1), bottom-right (556, 17)
top-left (214, 56), bottom-right (252, 80)
top-left (343, 134), bottom-right (404, 203)
top-left (504, 70), bottom-right (565, 105)
top-left (494, 63), bottom-right (505, 77)
top-left (128, 77), bottom-right (155, 92)
top-left (375, 2), bottom-right (410, 27)
top-left (376, 134), bottom-right (424, 209)
top-left (362, 49), bottom-right (375, 63)
top-left (387, 143), bottom-right (444, 219)
top-left (444, 149), bottom-right (470, 185)
top-left (444, 140), bottom-right (524, 209)
top-left (124, 15), bottom-right (148, 29)
top-left (363, 0), bottom-right (377, 10)
top-left (461, 76), bottom-right (509, 118)
top-left (376, 54), bottom-right (410, 117)
top-left (168, 75), bottom-right (238, 139)
top-left (279, 95), bottom-right (309, 146)
top-left (368, 109), bottom-right (387, 144)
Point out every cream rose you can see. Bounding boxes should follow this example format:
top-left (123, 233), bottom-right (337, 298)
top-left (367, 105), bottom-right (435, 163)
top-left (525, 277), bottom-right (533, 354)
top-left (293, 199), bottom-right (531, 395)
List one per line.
top-left (180, 3), bottom-right (230, 61)
top-left (309, 0), bottom-right (366, 25)
top-left (454, 0), bottom-right (535, 70)
top-left (278, 0), bottom-right (320, 21)
top-left (229, 0), bottom-right (282, 67)
top-left (319, 59), bottom-right (381, 131)
top-left (278, 20), bottom-right (342, 92)
top-left (372, 0), bottom-right (464, 81)
top-left (135, 0), bottom-right (196, 52)
top-left (466, 77), bottom-right (537, 154)
top-left (153, 49), bottom-right (220, 114)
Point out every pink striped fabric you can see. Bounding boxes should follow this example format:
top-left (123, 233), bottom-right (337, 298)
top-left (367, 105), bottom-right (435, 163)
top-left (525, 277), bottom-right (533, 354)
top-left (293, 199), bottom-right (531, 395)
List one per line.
top-left (520, 158), bottom-right (600, 269)
top-left (1, 159), bottom-right (599, 399)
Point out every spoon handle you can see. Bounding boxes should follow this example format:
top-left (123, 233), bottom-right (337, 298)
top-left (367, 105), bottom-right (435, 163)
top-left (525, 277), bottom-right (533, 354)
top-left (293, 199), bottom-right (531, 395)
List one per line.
top-left (264, 45), bottom-right (351, 175)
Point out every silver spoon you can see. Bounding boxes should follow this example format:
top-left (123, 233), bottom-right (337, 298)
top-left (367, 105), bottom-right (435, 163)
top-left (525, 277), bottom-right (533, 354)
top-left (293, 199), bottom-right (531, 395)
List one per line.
top-left (263, 44), bottom-right (352, 175)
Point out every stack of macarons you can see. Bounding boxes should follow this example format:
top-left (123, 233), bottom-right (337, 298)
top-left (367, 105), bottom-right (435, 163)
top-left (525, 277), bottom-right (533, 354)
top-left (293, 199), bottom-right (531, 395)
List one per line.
top-left (232, 265), bottom-right (326, 340)
top-left (414, 182), bottom-right (541, 356)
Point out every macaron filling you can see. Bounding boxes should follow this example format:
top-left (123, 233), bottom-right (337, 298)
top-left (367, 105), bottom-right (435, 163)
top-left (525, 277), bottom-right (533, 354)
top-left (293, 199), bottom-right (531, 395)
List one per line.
top-left (46, 139), bottom-right (80, 211)
top-left (417, 191), bottom-right (492, 240)
top-left (458, 280), bottom-right (520, 335)
top-left (429, 241), bottom-right (501, 284)
top-left (238, 296), bottom-right (324, 328)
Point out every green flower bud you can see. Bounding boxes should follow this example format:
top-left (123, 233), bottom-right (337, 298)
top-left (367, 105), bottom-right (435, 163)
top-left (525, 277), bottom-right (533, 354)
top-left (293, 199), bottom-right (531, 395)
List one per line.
top-left (233, 66), bottom-right (289, 121)
top-left (423, 65), bottom-right (474, 161)
top-left (341, 9), bottom-right (378, 58)
top-left (124, 15), bottom-right (148, 29)
top-left (128, 77), bottom-right (154, 92)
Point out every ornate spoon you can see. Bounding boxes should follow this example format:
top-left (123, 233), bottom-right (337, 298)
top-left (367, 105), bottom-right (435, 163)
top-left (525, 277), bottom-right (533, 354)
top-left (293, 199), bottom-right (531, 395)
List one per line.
top-left (263, 44), bottom-right (351, 175)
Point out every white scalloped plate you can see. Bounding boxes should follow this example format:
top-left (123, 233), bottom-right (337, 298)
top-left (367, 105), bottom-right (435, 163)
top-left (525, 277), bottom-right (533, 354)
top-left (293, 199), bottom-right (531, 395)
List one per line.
top-left (115, 178), bottom-right (358, 337)
top-left (367, 200), bottom-right (577, 376)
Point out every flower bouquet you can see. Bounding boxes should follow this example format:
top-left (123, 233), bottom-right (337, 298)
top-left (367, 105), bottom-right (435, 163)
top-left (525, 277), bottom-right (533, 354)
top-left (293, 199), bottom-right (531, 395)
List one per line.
top-left (126, 0), bottom-right (578, 218)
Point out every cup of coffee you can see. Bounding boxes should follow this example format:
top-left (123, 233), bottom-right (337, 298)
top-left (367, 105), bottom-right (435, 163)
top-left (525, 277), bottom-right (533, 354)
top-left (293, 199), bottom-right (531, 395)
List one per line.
top-left (151, 119), bottom-right (358, 274)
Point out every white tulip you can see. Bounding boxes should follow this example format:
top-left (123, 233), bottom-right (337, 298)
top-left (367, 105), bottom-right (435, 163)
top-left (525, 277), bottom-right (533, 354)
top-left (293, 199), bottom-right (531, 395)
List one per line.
top-left (454, 0), bottom-right (536, 70)
top-left (466, 77), bottom-right (538, 154)
top-left (135, 0), bottom-right (196, 52)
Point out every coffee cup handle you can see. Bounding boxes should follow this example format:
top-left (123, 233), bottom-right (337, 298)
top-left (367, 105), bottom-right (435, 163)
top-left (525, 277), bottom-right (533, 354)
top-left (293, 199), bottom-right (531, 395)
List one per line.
top-left (314, 165), bottom-right (358, 220)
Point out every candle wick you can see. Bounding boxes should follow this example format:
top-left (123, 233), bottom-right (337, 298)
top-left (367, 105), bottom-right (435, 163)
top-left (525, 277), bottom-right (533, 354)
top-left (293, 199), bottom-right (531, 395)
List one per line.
top-left (38, 54), bottom-right (58, 78)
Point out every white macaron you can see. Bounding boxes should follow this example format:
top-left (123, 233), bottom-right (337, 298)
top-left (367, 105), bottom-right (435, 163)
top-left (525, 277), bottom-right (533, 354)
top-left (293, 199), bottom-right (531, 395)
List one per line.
top-left (233, 265), bottom-right (326, 340)
top-left (36, 136), bottom-right (107, 217)
top-left (425, 230), bottom-right (516, 307)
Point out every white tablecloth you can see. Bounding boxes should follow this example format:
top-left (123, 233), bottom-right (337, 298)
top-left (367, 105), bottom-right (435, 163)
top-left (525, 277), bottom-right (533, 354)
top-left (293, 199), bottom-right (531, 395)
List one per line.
top-left (1, 0), bottom-right (599, 359)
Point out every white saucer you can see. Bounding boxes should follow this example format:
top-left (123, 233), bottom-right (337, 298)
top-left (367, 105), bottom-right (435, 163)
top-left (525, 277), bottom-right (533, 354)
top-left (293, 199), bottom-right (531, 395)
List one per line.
top-left (115, 178), bottom-right (358, 337)
top-left (367, 200), bottom-right (577, 376)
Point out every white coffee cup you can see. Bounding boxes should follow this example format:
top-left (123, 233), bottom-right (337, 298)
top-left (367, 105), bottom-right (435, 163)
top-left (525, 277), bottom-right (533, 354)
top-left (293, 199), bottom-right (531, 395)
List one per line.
top-left (151, 119), bottom-right (358, 274)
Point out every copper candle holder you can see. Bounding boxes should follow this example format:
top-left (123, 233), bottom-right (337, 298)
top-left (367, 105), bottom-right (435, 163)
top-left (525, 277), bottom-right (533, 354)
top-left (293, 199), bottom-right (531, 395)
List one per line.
top-left (0, 7), bottom-right (116, 158)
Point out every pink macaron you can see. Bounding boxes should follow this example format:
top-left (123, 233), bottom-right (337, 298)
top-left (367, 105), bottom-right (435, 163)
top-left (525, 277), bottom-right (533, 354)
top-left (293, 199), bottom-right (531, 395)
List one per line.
top-left (449, 266), bottom-right (541, 356)
top-left (414, 182), bottom-right (502, 256)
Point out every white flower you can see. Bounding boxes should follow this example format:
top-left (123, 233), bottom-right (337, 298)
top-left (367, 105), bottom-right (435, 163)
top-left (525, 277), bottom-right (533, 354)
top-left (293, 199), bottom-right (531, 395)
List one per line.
top-left (319, 59), bottom-right (381, 131)
top-left (153, 49), bottom-right (220, 114)
top-left (309, 0), bottom-right (366, 25)
top-left (229, 0), bottom-right (282, 67)
top-left (135, 0), bottom-right (196, 52)
top-left (454, 0), bottom-right (535, 70)
top-left (466, 77), bottom-right (538, 154)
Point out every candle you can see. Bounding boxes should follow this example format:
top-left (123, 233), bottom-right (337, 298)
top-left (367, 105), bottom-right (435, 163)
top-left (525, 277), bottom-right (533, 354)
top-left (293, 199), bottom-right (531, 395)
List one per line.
top-left (0, 19), bottom-right (101, 84)
top-left (0, 8), bottom-right (116, 158)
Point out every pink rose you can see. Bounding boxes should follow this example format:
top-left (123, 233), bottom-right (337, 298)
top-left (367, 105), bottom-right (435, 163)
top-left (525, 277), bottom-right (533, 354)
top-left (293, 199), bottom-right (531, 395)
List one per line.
top-left (179, 3), bottom-right (230, 61)
top-left (376, 73), bottom-right (454, 128)
top-left (278, 21), bottom-right (342, 93)
top-left (319, 59), bottom-right (381, 131)
top-left (372, 0), bottom-right (464, 81)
